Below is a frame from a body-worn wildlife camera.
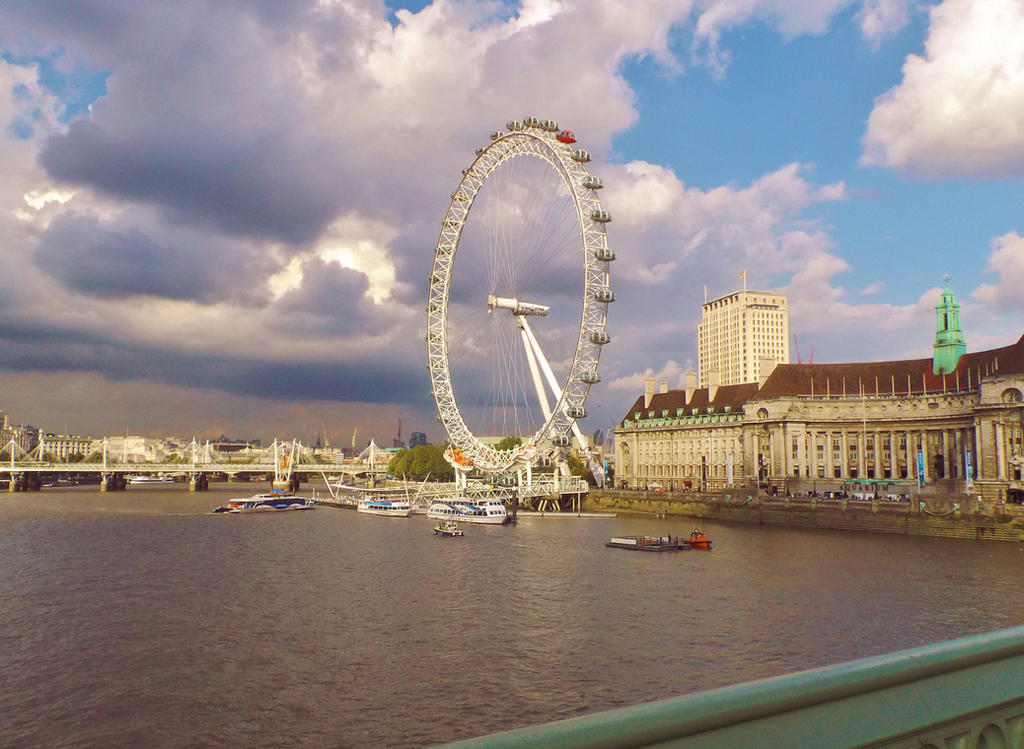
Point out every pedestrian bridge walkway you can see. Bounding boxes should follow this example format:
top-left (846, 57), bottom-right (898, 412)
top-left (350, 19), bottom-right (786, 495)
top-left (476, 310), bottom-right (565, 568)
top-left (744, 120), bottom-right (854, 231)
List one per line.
top-left (444, 624), bottom-right (1024, 748)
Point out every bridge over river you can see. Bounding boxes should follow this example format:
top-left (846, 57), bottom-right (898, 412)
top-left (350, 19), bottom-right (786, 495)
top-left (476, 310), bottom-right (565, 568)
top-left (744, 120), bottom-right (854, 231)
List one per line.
top-left (3, 437), bottom-right (590, 510)
top-left (446, 624), bottom-right (1024, 748)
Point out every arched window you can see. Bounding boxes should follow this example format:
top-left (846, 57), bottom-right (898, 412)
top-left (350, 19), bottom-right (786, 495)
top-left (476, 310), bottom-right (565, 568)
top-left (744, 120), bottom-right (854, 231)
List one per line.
top-left (1001, 388), bottom-right (1023, 403)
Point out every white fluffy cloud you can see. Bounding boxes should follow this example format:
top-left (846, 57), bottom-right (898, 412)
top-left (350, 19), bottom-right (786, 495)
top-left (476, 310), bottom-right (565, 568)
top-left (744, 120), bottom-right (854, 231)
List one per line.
top-left (604, 159), bottom-right (846, 288)
top-left (862, 0), bottom-right (1024, 177)
top-left (974, 232), bottom-right (1024, 311)
top-left (607, 360), bottom-right (694, 392)
top-left (859, 0), bottom-right (914, 42)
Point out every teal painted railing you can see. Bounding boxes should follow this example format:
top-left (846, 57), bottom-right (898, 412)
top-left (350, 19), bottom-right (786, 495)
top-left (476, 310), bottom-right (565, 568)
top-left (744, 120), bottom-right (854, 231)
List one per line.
top-left (443, 624), bottom-right (1024, 748)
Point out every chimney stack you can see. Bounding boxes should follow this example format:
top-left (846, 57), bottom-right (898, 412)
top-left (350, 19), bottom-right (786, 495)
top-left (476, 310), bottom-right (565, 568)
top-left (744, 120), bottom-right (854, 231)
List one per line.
top-left (644, 377), bottom-right (655, 408)
top-left (706, 370), bottom-right (720, 402)
top-left (758, 357), bottom-right (778, 387)
top-left (659, 380), bottom-right (668, 394)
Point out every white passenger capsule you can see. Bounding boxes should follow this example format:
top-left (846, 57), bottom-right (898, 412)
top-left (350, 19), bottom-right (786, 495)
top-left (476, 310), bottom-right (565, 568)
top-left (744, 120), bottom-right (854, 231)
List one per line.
top-left (593, 288), bottom-right (615, 303)
top-left (551, 435), bottom-right (571, 448)
top-left (578, 371), bottom-right (601, 384)
top-left (490, 131), bottom-right (501, 140)
top-left (566, 405), bottom-right (587, 419)
top-left (571, 149), bottom-right (591, 163)
top-left (594, 247), bottom-right (616, 262)
top-left (591, 209), bottom-right (612, 223)
top-left (589, 331), bottom-right (610, 345)
top-left (506, 120), bottom-right (523, 131)
top-left (581, 175), bottom-right (603, 189)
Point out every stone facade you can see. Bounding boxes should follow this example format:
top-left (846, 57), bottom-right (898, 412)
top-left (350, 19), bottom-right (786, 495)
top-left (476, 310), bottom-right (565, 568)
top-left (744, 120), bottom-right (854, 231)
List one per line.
top-left (38, 434), bottom-right (93, 460)
top-left (698, 288), bottom-right (789, 387)
top-left (615, 334), bottom-right (1024, 502)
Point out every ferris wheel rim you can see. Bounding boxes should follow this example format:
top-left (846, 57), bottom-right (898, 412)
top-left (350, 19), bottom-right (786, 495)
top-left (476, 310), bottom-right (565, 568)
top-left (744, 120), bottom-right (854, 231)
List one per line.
top-left (426, 121), bottom-right (612, 474)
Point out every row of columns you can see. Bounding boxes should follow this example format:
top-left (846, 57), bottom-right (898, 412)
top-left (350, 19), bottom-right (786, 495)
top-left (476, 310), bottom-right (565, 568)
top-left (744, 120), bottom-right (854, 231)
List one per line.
top-left (766, 425), bottom-right (980, 482)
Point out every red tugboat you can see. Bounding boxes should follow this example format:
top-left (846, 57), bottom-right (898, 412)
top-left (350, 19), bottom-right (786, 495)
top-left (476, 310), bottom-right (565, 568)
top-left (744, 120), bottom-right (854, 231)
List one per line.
top-left (685, 529), bottom-right (712, 550)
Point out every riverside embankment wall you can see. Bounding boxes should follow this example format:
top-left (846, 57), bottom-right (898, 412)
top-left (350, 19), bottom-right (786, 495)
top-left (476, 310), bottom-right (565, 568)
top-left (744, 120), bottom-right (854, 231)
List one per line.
top-left (583, 490), bottom-right (1024, 543)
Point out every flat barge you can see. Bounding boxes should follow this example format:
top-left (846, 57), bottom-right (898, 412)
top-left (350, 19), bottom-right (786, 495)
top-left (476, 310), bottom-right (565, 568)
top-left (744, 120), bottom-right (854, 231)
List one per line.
top-left (605, 535), bottom-right (691, 551)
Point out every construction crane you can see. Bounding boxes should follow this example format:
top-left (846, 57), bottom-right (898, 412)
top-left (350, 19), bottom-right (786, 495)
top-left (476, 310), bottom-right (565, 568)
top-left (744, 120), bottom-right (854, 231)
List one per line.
top-left (793, 335), bottom-right (814, 365)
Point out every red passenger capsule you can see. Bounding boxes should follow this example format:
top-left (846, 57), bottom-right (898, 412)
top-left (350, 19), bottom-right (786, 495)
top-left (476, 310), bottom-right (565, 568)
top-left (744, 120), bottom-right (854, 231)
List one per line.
top-left (556, 130), bottom-right (576, 144)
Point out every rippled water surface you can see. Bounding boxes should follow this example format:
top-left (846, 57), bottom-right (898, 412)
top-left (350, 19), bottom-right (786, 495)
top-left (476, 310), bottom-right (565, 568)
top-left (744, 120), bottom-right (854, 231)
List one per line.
top-left (3, 483), bottom-right (1024, 747)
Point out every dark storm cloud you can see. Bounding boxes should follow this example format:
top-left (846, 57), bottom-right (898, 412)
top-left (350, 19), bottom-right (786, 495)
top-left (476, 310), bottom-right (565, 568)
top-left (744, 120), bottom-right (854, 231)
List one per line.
top-left (275, 259), bottom-right (402, 336)
top-left (34, 213), bottom-right (271, 303)
top-left (0, 319), bottom-right (430, 406)
top-left (5, 0), bottom-right (366, 245)
top-left (40, 118), bottom-right (343, 245)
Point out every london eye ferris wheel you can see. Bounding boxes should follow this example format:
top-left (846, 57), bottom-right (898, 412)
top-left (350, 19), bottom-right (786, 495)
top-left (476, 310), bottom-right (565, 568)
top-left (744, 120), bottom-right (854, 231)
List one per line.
top-left (426, 118), bottom-right (614, 477)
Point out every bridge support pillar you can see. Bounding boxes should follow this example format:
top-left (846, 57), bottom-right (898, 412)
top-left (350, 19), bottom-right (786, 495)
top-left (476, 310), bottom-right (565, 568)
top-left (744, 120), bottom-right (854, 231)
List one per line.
top-left (189, 473), bottom-right (209, 492)
top-left (101, 473), bottom-right (127, 492)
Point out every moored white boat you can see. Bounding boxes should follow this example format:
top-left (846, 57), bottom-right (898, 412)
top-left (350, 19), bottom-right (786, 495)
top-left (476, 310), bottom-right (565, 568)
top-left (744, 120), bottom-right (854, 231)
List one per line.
top-left (126, 474), bottom-right (175, 485)
top-left (212, 493), bottom-right (316, 513)
top-left (357, 497), bottom-right (412, 517)
top-left (426, 498), bottom-right (508, 525)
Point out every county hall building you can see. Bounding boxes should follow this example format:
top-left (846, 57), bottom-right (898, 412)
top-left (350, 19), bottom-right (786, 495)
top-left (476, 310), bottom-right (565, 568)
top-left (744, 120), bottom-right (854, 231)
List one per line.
top-left (614, 282), bottom-right (1024, 502)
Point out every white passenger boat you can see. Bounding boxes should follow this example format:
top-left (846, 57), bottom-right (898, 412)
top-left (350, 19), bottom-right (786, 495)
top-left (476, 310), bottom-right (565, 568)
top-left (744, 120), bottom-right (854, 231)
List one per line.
top-left (426, 498), bottom-right (508, 525)
top-left (357, 497), bottom-right (412, 517)
top-left (212, 493), bottom-right (316, 513)
top-left (126, 474), bottom-right (175, 485)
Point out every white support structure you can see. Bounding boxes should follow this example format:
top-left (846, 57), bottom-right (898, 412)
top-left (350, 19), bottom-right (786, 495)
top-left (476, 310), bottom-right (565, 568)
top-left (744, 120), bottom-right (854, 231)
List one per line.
top-left (518, 314), bottom-right (605, 484)
top-left (518, 318), bottom-right (553, 424)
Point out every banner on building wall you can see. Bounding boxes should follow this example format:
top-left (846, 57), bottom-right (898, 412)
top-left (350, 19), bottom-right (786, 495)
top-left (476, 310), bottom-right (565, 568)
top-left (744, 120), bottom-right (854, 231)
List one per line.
top-left (965, 450), bottom-right (974, 491)
top-left (726, 453), bottom-right (734, 486)
top-left (917, 450), bottom-right (925, 487)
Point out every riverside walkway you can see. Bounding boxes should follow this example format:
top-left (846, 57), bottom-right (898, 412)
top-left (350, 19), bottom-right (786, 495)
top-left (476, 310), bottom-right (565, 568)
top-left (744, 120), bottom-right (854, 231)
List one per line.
top-left (445, 624), bottom-right (1024, 748)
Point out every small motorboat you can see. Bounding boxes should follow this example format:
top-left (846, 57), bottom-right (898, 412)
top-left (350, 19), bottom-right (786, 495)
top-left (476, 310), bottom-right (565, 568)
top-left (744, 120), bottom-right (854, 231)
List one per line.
top-left (605, 535), bottom-right (689, 551)
top-left (685, 529), bottom-right (712, 550)
top-left (433, 520), bottom-right (464, 537)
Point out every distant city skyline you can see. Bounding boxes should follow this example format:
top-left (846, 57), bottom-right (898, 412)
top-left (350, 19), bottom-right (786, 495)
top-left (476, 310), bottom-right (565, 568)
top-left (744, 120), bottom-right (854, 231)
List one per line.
top-left (1, 0), bottom-right (1023, 443)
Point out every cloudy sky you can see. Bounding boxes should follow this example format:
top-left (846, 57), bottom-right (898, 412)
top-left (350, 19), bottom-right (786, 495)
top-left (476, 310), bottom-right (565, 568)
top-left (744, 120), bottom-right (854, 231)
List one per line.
top-left (2, 0), bottom-right (1023, 445)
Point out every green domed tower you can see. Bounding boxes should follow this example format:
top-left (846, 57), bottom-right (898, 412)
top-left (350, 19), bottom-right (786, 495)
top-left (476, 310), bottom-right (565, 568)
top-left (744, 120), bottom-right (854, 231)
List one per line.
top-left (933, 275), bottom-right (966, 375)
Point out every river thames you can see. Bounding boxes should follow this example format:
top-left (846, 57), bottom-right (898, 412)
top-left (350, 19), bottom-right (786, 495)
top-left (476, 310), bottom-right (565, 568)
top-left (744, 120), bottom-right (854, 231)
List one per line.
top-left (3, 483), bottom-right (1024, 747)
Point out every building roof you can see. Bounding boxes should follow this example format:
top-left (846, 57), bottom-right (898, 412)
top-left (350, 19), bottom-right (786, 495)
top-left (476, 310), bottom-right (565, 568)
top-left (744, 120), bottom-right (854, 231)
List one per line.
top-left (617, 333), bottom-right (1024, 427)
top-left (702, 288), bottom-right (785, 309)
top-left (618, 382), bottom-right (761, 425)
top-left (759, 332), bottom-right (1024, 398)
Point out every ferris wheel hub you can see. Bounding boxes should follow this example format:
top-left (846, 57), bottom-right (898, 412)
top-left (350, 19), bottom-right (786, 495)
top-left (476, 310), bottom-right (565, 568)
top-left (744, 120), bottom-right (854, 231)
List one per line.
top-left (487, 293), bottom-right (550, 317)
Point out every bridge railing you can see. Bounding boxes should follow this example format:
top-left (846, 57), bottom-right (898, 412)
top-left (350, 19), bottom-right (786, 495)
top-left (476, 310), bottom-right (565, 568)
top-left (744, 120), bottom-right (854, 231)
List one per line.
top-left (443, 624), bottom-right (1024, 748)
